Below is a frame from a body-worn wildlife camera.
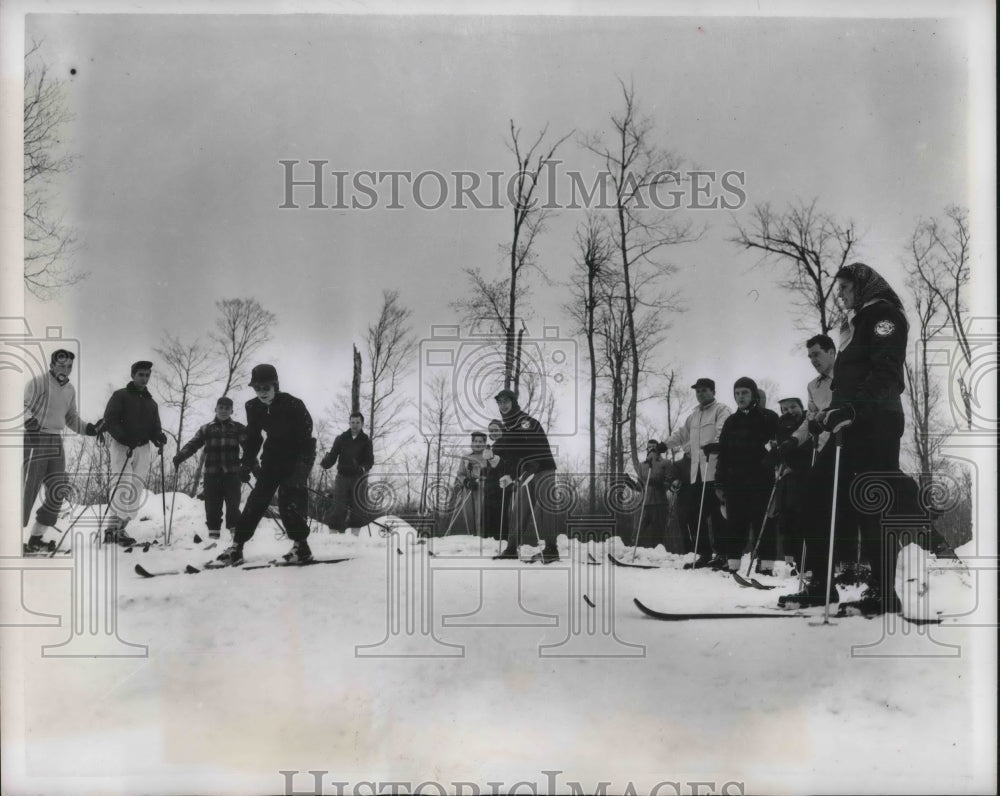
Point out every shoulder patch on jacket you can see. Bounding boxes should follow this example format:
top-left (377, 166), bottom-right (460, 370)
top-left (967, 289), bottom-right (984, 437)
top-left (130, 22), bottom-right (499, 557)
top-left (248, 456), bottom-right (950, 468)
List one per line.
top-left (874, 320), bottom-right (897, 337)
top-left (520, 418), bottom-right (532, 430)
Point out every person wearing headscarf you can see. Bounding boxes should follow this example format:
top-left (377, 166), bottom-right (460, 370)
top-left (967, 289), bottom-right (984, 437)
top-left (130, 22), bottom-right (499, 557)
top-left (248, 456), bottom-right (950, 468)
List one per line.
top-left (781, 263), bottom-right (914, 615)
top-left (713, 377), bottom-right (779, 573)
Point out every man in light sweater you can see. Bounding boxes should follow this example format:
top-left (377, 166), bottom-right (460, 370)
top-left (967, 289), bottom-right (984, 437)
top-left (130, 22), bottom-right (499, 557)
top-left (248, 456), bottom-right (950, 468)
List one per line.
top-left (665, 377), bottom-right (732, 567)
top-left (22, 349), bottom-right (101, 552)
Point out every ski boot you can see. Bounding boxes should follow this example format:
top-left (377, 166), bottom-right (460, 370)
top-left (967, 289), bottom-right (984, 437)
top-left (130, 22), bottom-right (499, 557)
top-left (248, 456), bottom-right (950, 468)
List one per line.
top-left (24, 535), bottom-right (52, 554)
top-left (778, 580), bottom-right (839, 610)
top-left (215, 542), bottom-right (245, 566)
top-left (493, 543), bottom-right (519, 560)
top-left (282, 540), bottom-right (314, 564)
top-left (540, 544), bottom-right (561, 565)
top-left (103, 519), bottom-right (137, 547)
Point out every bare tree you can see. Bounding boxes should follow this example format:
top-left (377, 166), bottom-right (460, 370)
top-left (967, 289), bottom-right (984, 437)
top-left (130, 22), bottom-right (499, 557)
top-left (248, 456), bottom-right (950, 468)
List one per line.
top-left (351, 345), bottom-right (362, 415)
top-left (731, 199), bottom-right (858, 334)
top-left (501, 121), bottom-right (573, 392)
top-left (154, 335), bottom-right (217, 486)
top-left (421, 373), bottom-right (455, 515)
top-left (564, 215), bottom-right (615, 510)
top-left (582, 80), bottom-right (698, 474)
top-left (364, 290), bottom-right (418, 458)
top-left (23, 41), bottom-right (84, 298)
top-left (905, 206), bottom-right (972, 428)
top-left (211, 298), bottom-right (276, 397)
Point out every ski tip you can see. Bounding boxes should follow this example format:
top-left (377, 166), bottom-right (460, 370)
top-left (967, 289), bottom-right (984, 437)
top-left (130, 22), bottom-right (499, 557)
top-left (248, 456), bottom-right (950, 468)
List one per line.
top-left (193, 534), bottom-right (203, 544)
top-left (134, 564), bottom-right (153, 578)
top-left (185, 564), bottom-right (200, 574)
top-left (583, 594), bottom-right (596, 608)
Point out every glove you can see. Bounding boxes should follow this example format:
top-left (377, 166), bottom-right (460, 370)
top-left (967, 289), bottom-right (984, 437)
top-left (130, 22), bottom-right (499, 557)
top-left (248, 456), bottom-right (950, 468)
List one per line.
top-left (283, 461), bottom-right (312, 489)
top-left (153, 432), bottom-right (168, 449)
top-left (779, 438), bottom-right (798, 455)
top-left (172, 454), bottom-right (183, 468)
top-left (84, 422), bottom-right (97, 436)
top-left (240, 463), bottom-right (256, 483)
top-left (320, 451), bottom-right (335, 470)
top-left (701, 442), bottom-right (721, 456)
top-left (823, 405), bottom-right (856, 432)
top-left (807, 419), bottom-right (824, 437)
top-left (462, 476), bottom-right (479, 491)
top-left (24, 416), bottom-right (40, 432)
top-left (715, 487), bottom-right (726, 504)
top-left (521, 462), bottom-right (539, 478)
top-left (762, 448), bottom-right (780, 469)
top-left (498, 475), bottom-right (513, 489)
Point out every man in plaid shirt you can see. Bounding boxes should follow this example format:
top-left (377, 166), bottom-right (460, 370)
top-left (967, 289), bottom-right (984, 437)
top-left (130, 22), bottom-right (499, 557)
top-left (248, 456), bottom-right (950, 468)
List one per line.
top-left (174, 396), bottom-right (246, 539)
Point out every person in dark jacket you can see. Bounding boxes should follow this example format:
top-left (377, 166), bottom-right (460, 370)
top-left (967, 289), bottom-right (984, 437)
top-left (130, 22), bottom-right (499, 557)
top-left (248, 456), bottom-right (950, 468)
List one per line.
top-left (173, 397), bottom-right (246, 539)
top-left (482, 419), bottom-right (509, 541)
top-left (320, 412), bottom-right (375, 531)
top-left (102, 361), bottom-right (167, 545)
top-left (491, 389), bottom-right (560, 563)
top-left (216, 364), bottom-right (316, 565)
top-left (634, 440), bottom-right (676, 549)
top-left (714, 377), bottom-right (779, 573)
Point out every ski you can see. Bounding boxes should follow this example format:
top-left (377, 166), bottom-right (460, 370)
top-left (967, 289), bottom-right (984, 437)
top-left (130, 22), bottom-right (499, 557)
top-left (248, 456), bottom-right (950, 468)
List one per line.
top-left (242, 557), bottom-right (351, 571)
top-left (633, 597), bottom-right (806, 621)
top-left (732, 572), bottom-right (775, 590)
top-left (608, 552), bottom-right (659, 570)
top-left (586, 553), bottom-right (602, 566)
top-left (134, 563), bottom-right (198, 578)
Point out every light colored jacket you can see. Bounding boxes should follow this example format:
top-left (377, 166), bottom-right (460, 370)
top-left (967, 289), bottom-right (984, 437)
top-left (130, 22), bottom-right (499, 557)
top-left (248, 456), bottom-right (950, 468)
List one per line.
top-left (24, 371), bottom-right (87, 435)
top-left (793, 372), bottom-right (833, 451)
top-left (666, 400), bottom-right (731, 482)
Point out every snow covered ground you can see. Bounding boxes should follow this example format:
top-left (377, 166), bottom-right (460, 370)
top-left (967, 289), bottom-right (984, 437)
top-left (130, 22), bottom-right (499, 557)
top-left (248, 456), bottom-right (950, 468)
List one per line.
top-left (2, 493), bottom-right (996, 795)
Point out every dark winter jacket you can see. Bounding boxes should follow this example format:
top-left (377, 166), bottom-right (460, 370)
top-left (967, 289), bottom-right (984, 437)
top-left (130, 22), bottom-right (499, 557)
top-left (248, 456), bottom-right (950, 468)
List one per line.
top-left (103, 382), bottom-right (164, 448)
top-left (242, 392), bottom-right (316, 474)
top-left (831, 299), bottom-right (907, 419)
top-left (636, 458), bottom-right (677, 506)
top-left (715, 405), bottom-right (779, 489)
top-left (323, 429), bottom-right (375, 476)
top-left (497, 408), bottom-right (556, 477)
top-left (176, 418), bottom-right (246, 475)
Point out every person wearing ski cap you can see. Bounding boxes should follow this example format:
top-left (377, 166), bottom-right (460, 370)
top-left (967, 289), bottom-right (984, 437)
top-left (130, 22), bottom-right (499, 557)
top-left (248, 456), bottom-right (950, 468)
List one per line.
top-left (22, 349), bottom-right (102, 552)
top-left (634, 440), bottom-right (677, 550)
top-left (713, 377), bottom-right (779, 574)
top-left (319, 412), bottom-right (375, 532)
top-left (482, 419), bottom-right (509, 542)
top-left (216, 364), bottom-right (317, 565)
top-left (173, 396), bottom-right (246, 540)
top-left (102, 360), bottom-right (167, 546)
top-left (767, 397), bottom-right (812, 576)
top-left (664, 377), bottom-right (731, 567)
top-left (491, 388), bottom-right (560, 563)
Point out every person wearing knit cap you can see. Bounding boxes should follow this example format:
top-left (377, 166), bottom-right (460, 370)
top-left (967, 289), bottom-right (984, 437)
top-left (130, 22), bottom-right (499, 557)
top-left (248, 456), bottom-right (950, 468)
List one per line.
top-left (173, 396), bottom-right (247, 540)
top-left (22, 349), bottom-right (103, 552)
top-left (215, 363), bottom-right (317, 565)
top-left (491, 388), bottom-right (560, 562)
top-left (101, 360), bottom-right (167, 545)
top-left (713, 377), bottom-right (779, 573)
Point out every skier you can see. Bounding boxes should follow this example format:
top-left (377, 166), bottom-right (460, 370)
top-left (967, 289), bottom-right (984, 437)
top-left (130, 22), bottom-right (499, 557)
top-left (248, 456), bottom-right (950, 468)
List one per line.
top-left (713, 377), bottom-right (779, 574)
top-left (491, 389), bottom-right (560, 563)
top-left (102, 361), bottom-right (167, 545)
top-left (634, 440), bottom-right (675, 549)
top-left (483, 419), bottom-right (509, 541)
top-left (665, 378), bottom-right (731, 568)
top-left (766, 397), bottom-right (812, 574)
top-left (216, 364), bottom-right (316, 565)
top-left (173, 396), bottom-right (246, 540)
top-left (22, 349), bottom-right (102, 552)
top-left (319, 412), bottom-right (374, 532)
top-left (452, 431), bottom-right (489, 535)
top-left (782, 263), bottom-right (934, 615)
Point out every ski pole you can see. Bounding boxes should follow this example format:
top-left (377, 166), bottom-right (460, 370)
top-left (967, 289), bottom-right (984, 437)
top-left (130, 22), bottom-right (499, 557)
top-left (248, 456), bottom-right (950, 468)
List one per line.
top-left (98, 447), bottom-right (134, 545)
top-left (820, 427), bottom-right (848, 626)
top-left (497, 481), bottom-right (508, 555)
top-left (442, 487), bottom-right (473, 537)
top-left (798, 539), bottom-right (807, 593)
top-left (746, 475), bottom-right (780, 576)
top-left (522, 475), bottom-right (542, 547)
top-left (158, 447), bottom-right (168, 542)
top-left (691, 460), bottom-right (708, 566)
top-left (166, 463), bottom-right (180, 546)
top-left (629, 465), bottom-right (653, 562)
top-left (50, 440), bottom-right (97, 556)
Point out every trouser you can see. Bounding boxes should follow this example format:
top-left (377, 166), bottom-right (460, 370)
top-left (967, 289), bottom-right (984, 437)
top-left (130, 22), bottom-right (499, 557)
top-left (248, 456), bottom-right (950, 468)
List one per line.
top-left (484, 480), bottom-right (507, 540)
top-left (234, 469), bottom-right (309, 544)
top-left (636, 502), bottom-right (668, 548)
top-left (719, 477), bottom-right (773, 561)
top-left (679, 476), bottom-right (722, 558)
top-left (508, 470), bottom-right (559, 549)
top-left (108, 440), bottom-right (151, 523)
top-left (326, 472), bottom-right (364, 531)
top-left (203, 472), bottom-right (242, 531)
top-left (22, 431), bottom-right (68, 528)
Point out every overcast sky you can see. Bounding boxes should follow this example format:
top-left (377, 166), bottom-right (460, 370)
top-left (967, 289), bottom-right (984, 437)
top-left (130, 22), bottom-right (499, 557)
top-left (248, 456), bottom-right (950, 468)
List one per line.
top-left (9, 4), bottom-right (993, 465)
